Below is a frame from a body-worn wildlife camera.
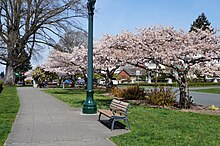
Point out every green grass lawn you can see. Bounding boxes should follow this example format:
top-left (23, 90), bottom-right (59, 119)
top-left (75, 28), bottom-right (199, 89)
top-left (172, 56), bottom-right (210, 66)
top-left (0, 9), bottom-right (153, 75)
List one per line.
top-left (44, 88), bottom-right (112, 109)
top-left (191, 88), bottom-right (220, 94)
top-left (45, 88), bottom-right (220, 146)
top-left (0, 86), bottom-right (19, 146)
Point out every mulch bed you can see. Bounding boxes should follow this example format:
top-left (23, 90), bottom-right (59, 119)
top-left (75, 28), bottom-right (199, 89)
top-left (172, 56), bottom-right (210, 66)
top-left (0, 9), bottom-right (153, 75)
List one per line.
top-left (141, 101), bottom-right (220, 116)
top-left (178, 104), bottom-right (220, 115)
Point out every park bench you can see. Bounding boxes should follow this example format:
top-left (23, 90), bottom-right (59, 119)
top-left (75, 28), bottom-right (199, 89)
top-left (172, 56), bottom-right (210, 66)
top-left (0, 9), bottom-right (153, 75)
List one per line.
top-left (98, 99), bottom-right (130, 131)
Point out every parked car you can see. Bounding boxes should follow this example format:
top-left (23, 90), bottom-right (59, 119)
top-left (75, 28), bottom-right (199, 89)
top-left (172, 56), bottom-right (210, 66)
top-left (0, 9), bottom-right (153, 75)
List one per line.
top-left (112, 78), bottom-right (118, 86)
top-left (98, 78), bottom-right (118, 87)
top-left (76, 79), bottom-right (85, 85)
top-left (64, 79), bottom-right (72, 85)
top-left (98, 79), bottom-right (106, 86)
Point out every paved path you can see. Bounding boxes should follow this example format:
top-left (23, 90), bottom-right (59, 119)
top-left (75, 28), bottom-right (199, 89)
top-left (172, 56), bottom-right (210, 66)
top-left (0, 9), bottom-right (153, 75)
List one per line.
top-left (177, 86), bottom-right (220, 107)
top-left (177, 87), bottom-right (220, 107)
top-left (145, 86), bottom-right (220, 107)
top-left (4, 87), bottom-right (128, 146)
top-left (191, 91), bottom-right (220, 107)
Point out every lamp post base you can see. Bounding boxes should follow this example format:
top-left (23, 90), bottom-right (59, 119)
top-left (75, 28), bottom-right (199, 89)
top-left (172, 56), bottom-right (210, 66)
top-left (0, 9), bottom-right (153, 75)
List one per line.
top-left (82, 90), bottom-right (97, 114)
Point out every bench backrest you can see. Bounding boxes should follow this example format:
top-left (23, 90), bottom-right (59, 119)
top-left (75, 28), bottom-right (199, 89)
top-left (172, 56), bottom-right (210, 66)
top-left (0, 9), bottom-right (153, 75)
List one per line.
top-left (110, 99), bottom-right (129, 116)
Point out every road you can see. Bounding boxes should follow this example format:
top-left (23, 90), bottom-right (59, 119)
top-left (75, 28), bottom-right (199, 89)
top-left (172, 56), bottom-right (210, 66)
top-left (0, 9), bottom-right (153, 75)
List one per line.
top-left (145, 86), bottom-right (220, 107)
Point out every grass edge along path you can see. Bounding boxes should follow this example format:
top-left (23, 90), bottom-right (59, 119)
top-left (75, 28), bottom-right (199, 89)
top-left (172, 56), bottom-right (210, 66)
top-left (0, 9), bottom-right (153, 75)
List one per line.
top-left (44, 88), bottom-right (220, 146)
top-left (191, 88), bottom-right (220, 94)
top-left (0, 86), bottom-right (19, 146)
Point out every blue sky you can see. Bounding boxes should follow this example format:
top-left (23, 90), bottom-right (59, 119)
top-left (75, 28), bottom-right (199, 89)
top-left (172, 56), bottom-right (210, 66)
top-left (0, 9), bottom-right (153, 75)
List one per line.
top-left (93, 0), bottom-right (219, 39)
top-left (0, 0), bottom-right (220, 72)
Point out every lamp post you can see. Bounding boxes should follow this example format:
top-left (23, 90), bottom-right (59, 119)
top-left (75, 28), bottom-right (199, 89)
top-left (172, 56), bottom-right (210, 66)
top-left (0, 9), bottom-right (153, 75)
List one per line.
top-left (82, 0), bottom-right (97, 114)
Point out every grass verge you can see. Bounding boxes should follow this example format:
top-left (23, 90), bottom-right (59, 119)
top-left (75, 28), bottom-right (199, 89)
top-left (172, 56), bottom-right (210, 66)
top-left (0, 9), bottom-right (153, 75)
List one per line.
top-left (0, 86), bottom-right (19, 146)
top-left (45, 88), bottom-right (220, 146)
top-left (191, 88), bottom-right (220, 94)
top-left (44, 88), bottom-right (112, 109)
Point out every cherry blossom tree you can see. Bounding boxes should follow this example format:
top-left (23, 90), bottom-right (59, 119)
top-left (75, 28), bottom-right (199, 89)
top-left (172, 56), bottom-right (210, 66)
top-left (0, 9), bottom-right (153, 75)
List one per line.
top-left (42, 39), bottom-right (126, 88)
top-left (137, 27), bottom-right (220, 107)
top-left (102, 26), bottom-right (220, 108)
top-left (41, 26), bottom-right (219, 106)
top-left (42, 46), bottom-right (88, 87)
top-left (94, 38), bottom-right (125, 87)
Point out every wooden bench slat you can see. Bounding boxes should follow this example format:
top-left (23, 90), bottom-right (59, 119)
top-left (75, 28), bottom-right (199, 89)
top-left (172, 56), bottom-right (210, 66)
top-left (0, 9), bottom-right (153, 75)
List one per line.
top-left (111, 102), bottom-right (128, 108)
top-left (110, 106), bottom-right (127, 113)
top-left (112, 99), bottom-right (129, 106)
top-left (111, 101), bottom-right (129, 109)
top-left (111, 104), bottom-right (127, 110)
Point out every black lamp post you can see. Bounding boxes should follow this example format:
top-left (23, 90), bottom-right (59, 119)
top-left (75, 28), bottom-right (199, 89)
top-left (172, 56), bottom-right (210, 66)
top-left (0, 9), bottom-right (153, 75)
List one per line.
top-left (82, 0), bottom-right (97, 114)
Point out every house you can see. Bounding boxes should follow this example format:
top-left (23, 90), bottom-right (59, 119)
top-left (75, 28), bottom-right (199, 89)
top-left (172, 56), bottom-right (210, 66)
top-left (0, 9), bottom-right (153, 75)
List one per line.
top-left (117, 64), bottom-right (169, 83)
top-left (117, 66), bottom-right (144, 83)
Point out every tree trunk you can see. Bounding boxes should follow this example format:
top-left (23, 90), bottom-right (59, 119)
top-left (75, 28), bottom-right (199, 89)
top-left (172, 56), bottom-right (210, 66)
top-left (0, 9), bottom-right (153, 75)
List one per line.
top-left (105, 69), bottom-right (113, 89)
top-left (105, 77), bottom-right (113, 89)
top-left (4, 65), bottom-right (15, 85)
top-left (70, 75), bottom-right (75, 88)
top-left (178, 74), bottom-right (192, 108)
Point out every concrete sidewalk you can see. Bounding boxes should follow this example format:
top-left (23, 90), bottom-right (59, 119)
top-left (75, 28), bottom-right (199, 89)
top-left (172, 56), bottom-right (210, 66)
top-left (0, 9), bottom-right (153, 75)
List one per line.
top-left (4, 87), bottom-right (128, 146)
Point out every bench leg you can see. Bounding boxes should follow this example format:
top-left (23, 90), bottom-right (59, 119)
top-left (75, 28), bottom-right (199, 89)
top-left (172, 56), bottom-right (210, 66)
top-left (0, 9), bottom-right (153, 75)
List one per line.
top-left (98, 113), bottom-right (102, 121)
top-left (124, 118), bottom-right (130, 130)
top-left (111, 119), bottom-right (115, 131)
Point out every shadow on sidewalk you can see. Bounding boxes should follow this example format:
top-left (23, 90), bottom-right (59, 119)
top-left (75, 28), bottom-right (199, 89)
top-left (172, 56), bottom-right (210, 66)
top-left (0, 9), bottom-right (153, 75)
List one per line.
top-left (99, 119), bottom-right (127, 130)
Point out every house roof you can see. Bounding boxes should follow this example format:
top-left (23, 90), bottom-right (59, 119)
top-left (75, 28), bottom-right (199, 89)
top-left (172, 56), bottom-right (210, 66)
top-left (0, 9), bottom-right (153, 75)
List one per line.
top-left (122, 68), bottom-right (137, 76)
top-left (118, 66), bottom-right (144, 76)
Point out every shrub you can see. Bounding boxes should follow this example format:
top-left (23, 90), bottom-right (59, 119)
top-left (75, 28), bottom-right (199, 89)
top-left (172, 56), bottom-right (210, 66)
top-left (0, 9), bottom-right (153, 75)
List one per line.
top-left (123, 86), bottom-right (146, 100)
top-left (0, 79), bottom-right (4, 93)
top-left (111, 87), bottom-right (126, 98)
top-left (146, 86), bottom-right (176, 107)
top-left (0, 80), bottom-right (3, 86)
top-left (111, 86), bottom-right (146, 100)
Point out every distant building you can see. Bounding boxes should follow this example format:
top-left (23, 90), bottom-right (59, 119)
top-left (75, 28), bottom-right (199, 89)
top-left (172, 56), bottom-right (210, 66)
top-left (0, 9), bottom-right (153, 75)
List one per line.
top-left (117, 66), bottom-right (145, 83)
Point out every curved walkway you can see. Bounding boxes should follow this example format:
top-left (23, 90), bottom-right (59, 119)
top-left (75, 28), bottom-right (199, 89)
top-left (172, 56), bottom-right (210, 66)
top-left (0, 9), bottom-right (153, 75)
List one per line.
top-left (4, 87), bottom-right (127, 146)
top-left (179, 86), bottom-right (220, 107)
top-left (190, 92), bottom-right (220, 107)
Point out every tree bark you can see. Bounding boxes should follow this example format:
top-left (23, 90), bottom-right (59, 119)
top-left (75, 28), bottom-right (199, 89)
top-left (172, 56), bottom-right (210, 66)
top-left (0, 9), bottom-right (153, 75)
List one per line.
top-left (178, 73), bottom-right (192, 108)
top-left (105, 68), bottom-right (118, 89)
top-left (4, 65), bottom-right (15, 85)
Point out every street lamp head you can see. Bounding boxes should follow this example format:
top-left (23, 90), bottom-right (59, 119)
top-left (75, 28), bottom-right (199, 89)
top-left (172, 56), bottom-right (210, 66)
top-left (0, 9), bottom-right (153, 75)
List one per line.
top-left (90, 0), bottom-right (96, 3)
top-left (87, 0), bottom-right (96, 15)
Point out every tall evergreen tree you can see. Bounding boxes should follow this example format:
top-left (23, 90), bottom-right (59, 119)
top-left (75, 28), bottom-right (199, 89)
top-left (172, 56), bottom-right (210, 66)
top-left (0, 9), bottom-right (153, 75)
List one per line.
top-left (0, 72), bottom-right (4, 78)
top-left (14, 50), bottom-right (32, 85)
top-left (190, 13), bottom-right (214, 32)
